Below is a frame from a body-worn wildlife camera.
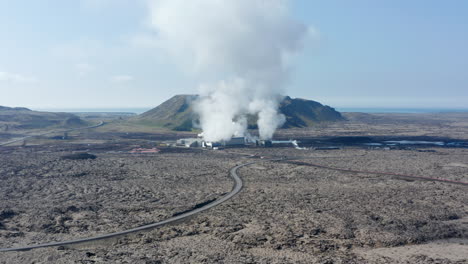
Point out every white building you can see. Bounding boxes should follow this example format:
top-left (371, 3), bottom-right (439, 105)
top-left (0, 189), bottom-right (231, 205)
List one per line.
top-left (202, 137), bottom-right (247, 148)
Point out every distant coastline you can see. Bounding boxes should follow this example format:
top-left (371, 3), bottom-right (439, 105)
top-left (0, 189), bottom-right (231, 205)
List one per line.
top-left (336, 108), bottom-right (468, 114)
top-left (32, 107), bottom-right (468, 115)
top-left (33, 108), bottom-right (152, 114)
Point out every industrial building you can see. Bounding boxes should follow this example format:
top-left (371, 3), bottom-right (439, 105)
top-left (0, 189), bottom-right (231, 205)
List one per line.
top-left (177, 137), bottom-right (249, 149)
top-left (176, 136), bottom-right (307, 150)
top-left (177, 138), bottom-right (203, 148)
top-left (256, 140), bottom-right (272, 147)
top-left (202, 141), bottom-right (223, 149)
top-left (224, 137), bottom-right (247, 146)
top-left (203, 137), bottom-right (247, 148)
top-left (176, 136), bottom-right (304, 149)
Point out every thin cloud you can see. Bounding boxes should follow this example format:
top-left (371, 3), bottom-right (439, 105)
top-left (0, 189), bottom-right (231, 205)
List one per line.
top-left (128, 33), bottom-right (159, 49)
top-left (80, 0), bottom-right (141, 10)
top-left (110, 75), bottom-right (134, 83)
top-left (0, 71), bottom-right (37, 84)
top-left (75, 63), bottom-right (94, 76)
top-left (80, 0), bottom-right (113, 9)
top-left (50, 39), bottom-right (103, 61)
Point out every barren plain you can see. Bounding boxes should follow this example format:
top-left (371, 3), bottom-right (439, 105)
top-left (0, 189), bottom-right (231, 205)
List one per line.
top-left (0, 113), bottom-right (467, 263)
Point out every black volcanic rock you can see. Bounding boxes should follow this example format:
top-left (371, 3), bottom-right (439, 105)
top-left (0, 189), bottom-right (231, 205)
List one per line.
top-left (61, 153), bottom-right (97, 160)
top-left (135, 95), bottom-right (344, 131)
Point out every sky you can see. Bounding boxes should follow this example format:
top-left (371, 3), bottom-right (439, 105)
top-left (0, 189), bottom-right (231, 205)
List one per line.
top-left (0, 0), bottom-right (467, 109)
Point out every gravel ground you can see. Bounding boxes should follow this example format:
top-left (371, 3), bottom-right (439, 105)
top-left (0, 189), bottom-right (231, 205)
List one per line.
top-left (0, 146), bottom-right (235, 249)
top-left (1, 145), bottom-right (467, 263)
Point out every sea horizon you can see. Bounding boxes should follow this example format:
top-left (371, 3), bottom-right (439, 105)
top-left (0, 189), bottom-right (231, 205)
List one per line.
top-left (33, 107), bottom-right (153, 114)
top-left (32, 107), bottom-right (468, 115)
top-left (336, 107), bottom-right (468, 114)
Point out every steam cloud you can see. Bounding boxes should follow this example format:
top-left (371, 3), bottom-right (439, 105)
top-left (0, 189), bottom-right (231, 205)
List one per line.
top-left (149, 0), bottom-right (308, 141)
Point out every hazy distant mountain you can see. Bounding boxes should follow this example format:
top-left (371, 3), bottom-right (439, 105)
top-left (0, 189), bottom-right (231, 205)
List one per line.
top-left (135, 95), bottom-right (344, 131)
top-left (0, 106), bottom-right (86, 129)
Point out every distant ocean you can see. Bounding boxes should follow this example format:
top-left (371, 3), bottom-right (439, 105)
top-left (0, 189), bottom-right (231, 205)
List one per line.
top-left (336, 108), bottom-right (468, 113)
top-left (34, 108), bottom-right (152, 114)
top-left (34, 107), bottom-right (468, 114)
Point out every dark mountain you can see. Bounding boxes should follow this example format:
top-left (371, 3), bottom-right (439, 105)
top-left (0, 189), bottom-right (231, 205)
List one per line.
top-left (135, 95), bottom-right (344, 131)
top-left (279, 96), bottom-right (344, 128)
top-left (135, 95), bottom-right (198, 131)
top-left (0, 106), bottom-right (86, 129)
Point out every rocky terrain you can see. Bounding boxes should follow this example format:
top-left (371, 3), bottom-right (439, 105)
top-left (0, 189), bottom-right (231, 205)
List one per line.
top-left (0, 146), bottom-right (234, 250)
top-left (0, 143), bottom-right (467, 263)
top-left (0, 113), bottom-right (467, 263)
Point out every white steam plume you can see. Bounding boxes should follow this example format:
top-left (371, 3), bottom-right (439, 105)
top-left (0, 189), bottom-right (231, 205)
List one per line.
top-left (149, 0), bottom-right (308, 141)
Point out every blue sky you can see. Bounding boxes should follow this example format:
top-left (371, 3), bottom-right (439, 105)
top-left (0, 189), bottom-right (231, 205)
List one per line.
top-left (0, 0), bottom-right (467, 109)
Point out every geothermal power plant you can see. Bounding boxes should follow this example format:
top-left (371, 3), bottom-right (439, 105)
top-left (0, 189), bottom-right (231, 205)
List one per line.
top-left (176, 137), bottom-right (298, 149)
top-left (1, 0), bottom-right (467, 263)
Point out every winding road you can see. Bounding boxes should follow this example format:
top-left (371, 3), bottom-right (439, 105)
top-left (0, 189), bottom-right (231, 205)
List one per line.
top-left (0, 160), bottom-right (255, 252)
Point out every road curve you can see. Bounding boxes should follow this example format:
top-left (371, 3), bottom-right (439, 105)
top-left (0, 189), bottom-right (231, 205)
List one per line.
top-left (0, 161), bottom-right (254, 252)
top-left (0, 121), bottom-right (104, 147)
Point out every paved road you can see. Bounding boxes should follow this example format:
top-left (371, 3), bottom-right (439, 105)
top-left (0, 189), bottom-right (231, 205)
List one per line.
top-left (0, 121), bottom-right (104, 147)
top-left (0, 160), bottom-right (255, 252)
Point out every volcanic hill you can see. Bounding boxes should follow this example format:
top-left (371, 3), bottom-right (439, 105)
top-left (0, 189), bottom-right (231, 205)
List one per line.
top-left (0, 106), bottom-right (86, 130)
top-left (135, 95), bottom-right (344, 131)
